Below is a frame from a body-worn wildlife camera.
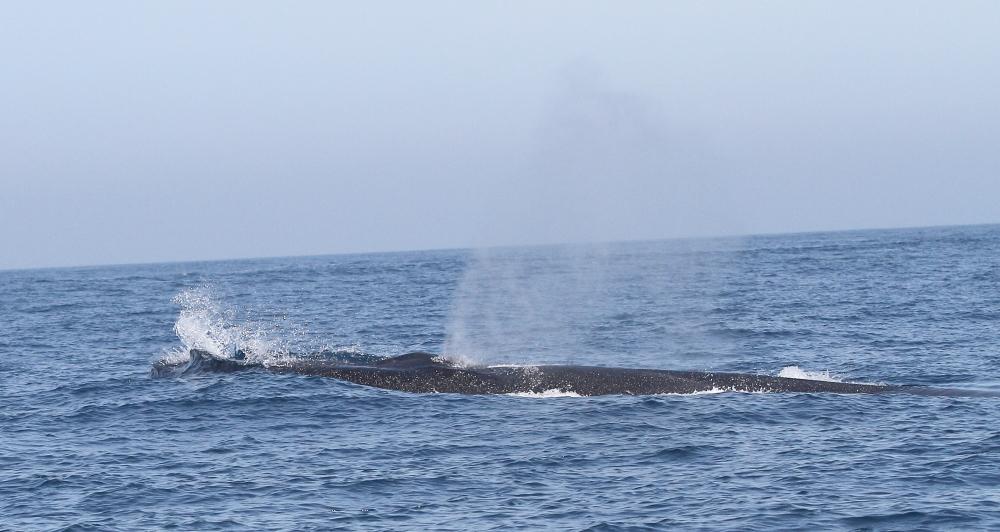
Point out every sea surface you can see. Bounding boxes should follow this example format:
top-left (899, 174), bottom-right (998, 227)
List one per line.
top-left (3, 225), bottom-right (1000, 530)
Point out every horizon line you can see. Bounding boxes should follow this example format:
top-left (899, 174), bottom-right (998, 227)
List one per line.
top-left (3, 220), bottom-right (997, 274)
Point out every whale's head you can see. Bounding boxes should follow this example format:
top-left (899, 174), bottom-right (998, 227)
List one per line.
top-left (150, 349), bottom-right (253, 377)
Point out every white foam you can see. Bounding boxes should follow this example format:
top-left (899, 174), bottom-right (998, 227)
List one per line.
top-left (507, 389), bottom-right (583, 398)
top-left (508, 387), bottom-right (739, 398)
top-left (656, 387), bottom-right (732, 396)
top-left (778, 365), bottom-right (842, 382)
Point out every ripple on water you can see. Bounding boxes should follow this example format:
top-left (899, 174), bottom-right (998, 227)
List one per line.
top-left (4, 228), bottom-right (1000, 529)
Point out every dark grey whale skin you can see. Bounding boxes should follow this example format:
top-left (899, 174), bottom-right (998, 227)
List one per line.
top-left (151, 349), bottom-right (998, 397)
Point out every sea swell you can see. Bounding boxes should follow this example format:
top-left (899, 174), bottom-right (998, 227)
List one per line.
top-left (4, 226), bottom-right (1000, 529)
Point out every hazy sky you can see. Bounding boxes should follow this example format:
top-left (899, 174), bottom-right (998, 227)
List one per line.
top-left (2, 1), bottom-right (998, 269)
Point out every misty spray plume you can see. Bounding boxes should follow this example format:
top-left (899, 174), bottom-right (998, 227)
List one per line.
top-left (443, 62), bottom-right (730, 366)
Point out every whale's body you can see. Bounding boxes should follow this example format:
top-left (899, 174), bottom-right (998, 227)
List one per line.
top-left (152, 349), bottom-right (995, 397)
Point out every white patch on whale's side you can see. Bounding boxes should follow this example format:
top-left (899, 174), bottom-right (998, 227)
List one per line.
top-left (507, 389), bottom-right (582, 398)
top-left (778, 366), bottom-right (842, 382)
top-left (654, 387), bottom-right (733, 396)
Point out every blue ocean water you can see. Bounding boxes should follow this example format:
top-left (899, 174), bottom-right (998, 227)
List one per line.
top-left (3, 225), bottom-right (1000, 530)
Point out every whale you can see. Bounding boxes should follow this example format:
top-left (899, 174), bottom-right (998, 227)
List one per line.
top-left (151, 349), bottom-right (999, 397)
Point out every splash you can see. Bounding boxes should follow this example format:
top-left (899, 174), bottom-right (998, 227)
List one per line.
top-left (778, 365), bottom-right (842, 382)
top-left (162, 288), bottom-right (288, 366)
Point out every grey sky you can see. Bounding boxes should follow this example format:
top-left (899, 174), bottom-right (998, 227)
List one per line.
top-left (2, 1), bottom-right (998, 270)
